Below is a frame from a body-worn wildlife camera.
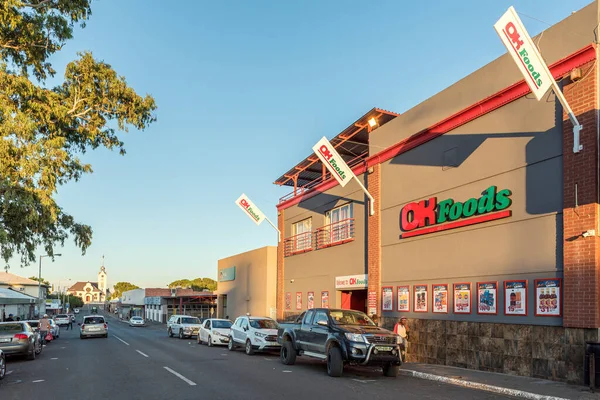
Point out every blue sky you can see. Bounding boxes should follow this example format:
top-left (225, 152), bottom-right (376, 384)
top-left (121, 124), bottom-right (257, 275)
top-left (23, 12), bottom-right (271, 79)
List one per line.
top-left (12, 0), bottom-right (592, 290)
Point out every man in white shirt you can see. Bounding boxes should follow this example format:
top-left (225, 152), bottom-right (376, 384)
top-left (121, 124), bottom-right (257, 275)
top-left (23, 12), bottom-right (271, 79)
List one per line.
top-left (394, 316), bottom-right (409, 361)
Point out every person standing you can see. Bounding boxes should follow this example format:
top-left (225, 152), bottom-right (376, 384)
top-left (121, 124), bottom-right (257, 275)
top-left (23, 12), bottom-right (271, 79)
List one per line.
top-left (393, 316), bottom-right (410, 362)
top-left (66, 316), bottom-right (73, 331)
top-left (5, 314), bottom-right (14, 321)
top-left (39, 314), bottom-right (51, 345)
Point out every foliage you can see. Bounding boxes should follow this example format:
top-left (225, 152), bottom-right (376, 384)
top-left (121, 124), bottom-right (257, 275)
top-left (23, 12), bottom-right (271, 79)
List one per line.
top-left (168, 278), bottom-right (217, 292)
top-left (28, 275), bottom-right (50, 293)
top-left (0, 0), bottom-right (157, 269)
top-left (110, 281), bottom-right (140, 300)
top-left (47, 292), bottom-right (83, 308)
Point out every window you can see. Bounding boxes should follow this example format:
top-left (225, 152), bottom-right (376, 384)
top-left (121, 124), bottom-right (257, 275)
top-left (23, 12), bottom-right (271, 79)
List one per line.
top-left (204, 320), bottom-right (210, 329)
top-left (303, 310), bottom-right (315, 325)
top-left (249, 319), bottom-right (279, 329)
top-left (314, 311), bottom-right (329, 326)
top-left (324, 203), bottom-right (353, 243)
top-left (291, 218), bottom-right (312, 252)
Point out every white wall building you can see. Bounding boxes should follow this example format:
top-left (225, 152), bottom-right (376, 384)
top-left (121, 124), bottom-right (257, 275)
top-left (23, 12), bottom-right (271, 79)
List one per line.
top-left (0, 272), bottom-right (49, 316)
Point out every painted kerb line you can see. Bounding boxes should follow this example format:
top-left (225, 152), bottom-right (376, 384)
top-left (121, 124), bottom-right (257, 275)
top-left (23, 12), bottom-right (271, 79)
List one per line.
top-left (164, 367), bottom-right (197, 386)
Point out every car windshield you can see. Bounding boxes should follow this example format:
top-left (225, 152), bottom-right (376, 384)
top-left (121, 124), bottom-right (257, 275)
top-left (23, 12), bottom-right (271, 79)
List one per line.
top-left (27, 321), bottom-right (39, 327)
top-left (330, 310), bottom-right (375, 326)
top-left (132, 317), bottom-right (142, 320)
top-left (0, 323), bottom-right (23, 333)
top-left (181, 317), bottom-right (200, 324)
top-left (83, 317), bottom-right (105, 324)
top-left (56, 314), bottom-right (68, 318)
top-left (249, 319), bottom-right (278, 329)
top-left (213, 320), bottom-right (232, 329)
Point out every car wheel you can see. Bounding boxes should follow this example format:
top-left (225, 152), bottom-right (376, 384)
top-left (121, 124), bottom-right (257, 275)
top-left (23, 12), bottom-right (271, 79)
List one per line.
top-left (327, 346), bottom-right (343, 377)
top-left (0, 354), bottom-right (5, 380)
top-left (207, 336), bottom-right (213, 347)
top-left (281, 340), bottom-right (296, 365)
top-left (245, 340), bottom-right (254, 355)
top-left (228, 337), bottom-right (235, 351)
top-left (168, 328), bottom-right (173, 337)
top-left (27, 347), bottom-right (36, 361)
top-left (35, 340), bottom-right (42, 355)
top-left (382, 362), bottom-right (400, 377)
top-left (104, 334), bottom-right (108, 339)
top-left (197, 335), bottom-right (202, 345)
top-left (179, 329), bottom-right (184, 339)
top-left (80, 335), bottom-right (85, 340)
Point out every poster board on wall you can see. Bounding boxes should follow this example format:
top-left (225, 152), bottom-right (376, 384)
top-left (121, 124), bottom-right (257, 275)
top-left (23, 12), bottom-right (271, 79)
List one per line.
top-left (432, 284), bottom-right (449, 314)
top-left (321, 291), bottom-right (329, 308)
top-left (382, 287), bottom-right (393, 311)
top-left (453, 283), bottom-right (471, 314)
top-left (505, 280), bottom-right (527, 316)
top-left (397, 286), bottom-right (410, 312)
top-left (296, 292), bottom-right (302, 310)
top-left (534, 278), bottom-right (561, 317)
top-left (477, 282), bottom-right (498, 315)
top-left (414, 284), bottom-right (428, 312)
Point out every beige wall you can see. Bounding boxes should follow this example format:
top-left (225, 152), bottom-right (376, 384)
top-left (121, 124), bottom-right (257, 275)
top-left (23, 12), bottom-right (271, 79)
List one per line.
top-left (283, 175), bottom-right (368, 312)
top-left (217, 246), bottom-right (277, 319)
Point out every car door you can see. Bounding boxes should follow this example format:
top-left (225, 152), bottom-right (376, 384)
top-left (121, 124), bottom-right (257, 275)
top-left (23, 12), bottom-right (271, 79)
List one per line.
top-left (297, 310), bottom-right (313, 351)
top-left (232, 318), bottom-right (243, 343)
top-left (202, 320), bottom-right (211, 342)
top-left (174, 317), bottom-right (181, 334)
top-left (310, 310), bottom-right (330, 355)
top-left (239, 318), bottom-right (249, 343)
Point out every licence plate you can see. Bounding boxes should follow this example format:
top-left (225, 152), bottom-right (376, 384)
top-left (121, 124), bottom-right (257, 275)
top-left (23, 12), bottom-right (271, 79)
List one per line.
top-left (89, 327), bottom-right (100, 331)
top-left (377, 346), bottom-right (393, 352)
top-left (0, 338), bottom-right (10, 343)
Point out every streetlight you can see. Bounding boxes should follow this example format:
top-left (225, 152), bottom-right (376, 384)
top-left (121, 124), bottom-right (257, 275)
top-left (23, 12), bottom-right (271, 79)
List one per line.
top-left (38, 253), bottom-right (61, 316)
top-left (58, 278), bottom-right (71, 312)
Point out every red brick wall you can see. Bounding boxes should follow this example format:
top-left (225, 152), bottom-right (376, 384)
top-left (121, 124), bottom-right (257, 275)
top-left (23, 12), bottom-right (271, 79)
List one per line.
top-left (367, 165), bottom-right (381, 315)
top-left (563, 59), bottom-right (600, 328)
top-left (276, 209), bottom-right (285, 320)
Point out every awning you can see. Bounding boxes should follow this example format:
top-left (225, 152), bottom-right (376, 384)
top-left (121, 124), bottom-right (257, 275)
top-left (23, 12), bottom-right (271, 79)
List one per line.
top-left (0, 288), bottom-right (37, 305)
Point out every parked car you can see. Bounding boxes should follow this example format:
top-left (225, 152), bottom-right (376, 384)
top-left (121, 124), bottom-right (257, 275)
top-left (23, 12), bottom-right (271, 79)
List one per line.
top-left (53, 314), bottom-right (70, 327)
top-left (167, 315), bottom-right (202, 339)
top-left (198, 319), bottom-right (233, 346)
top-left (129, 316), bottom-right (145, 327)
top-left (80, 315), bottom-right (108, 339)
top-left (228, 315), bottom-right (280, 355)
top-left (277, 308), bottom-right (401, 377)
top-left (0, 349), bottom-right (5, 380)
top-left (0, 322), bottom-right (41, 360)
top-left (23, 321), bottom-right (45, 351)
top-left (48, 319), bottom-right (60, 339)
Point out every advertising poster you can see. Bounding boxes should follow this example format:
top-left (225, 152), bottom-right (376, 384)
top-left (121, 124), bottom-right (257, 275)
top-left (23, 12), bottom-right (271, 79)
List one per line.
top-left (382, 287), bottom-right (393, 311)
top-left (285, 292), bottom-right (291, 310)
top-left (307, 292), bottom-right (315, 309)
top-left (534, 278), bottom-right (561, 317)
top-left (477, 282), bottom-right (498, 315)
top-left (296, 292), bottom-right (302, 310)
top-left (453, 283), bottom-right (471, 314)
top-left (505, 280), bottom-right (527, 316)
top-left (321, 291), bottom-right (329, 308)
top-left (432, 284), bottom-right (449, 313)
top-left (368, 291), bottom-right (377, 316)
top-left (397, 286), bottom-right (410, 312)
top-left (414, 285), bottom-right (428, 312)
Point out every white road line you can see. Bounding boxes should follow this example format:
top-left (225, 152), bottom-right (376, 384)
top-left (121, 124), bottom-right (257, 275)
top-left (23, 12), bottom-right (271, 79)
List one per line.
top-left (113, 335), bottom-right (130, 346)
top-left (51, 358), bottom-right (58, 360)
top-left (136, 350), bottom-right (149, 358)
top-left (32, 379), bottom-right (45, 383)
top-left (163, 367), bottom-right (197, 386)
top-left (352, 379), bottom-right (375, 383)
top-left (282, 370), bottom-right (292, 373)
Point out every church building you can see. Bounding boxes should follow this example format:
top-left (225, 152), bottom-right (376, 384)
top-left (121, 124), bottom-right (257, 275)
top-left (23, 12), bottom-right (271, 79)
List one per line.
top-left (67, 266), bottom-right (109, 303)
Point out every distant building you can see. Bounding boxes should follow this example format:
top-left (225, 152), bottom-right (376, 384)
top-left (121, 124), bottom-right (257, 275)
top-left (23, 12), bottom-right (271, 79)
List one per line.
top-left (67, 266), bottom-right (109, 303)
top-left (0, 272), bottom-right (47, 318)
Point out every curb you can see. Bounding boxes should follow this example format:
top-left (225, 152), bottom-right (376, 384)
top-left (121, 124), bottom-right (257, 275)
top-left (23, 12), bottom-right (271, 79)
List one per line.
top-left (399, 369), bottom-right (570, 400)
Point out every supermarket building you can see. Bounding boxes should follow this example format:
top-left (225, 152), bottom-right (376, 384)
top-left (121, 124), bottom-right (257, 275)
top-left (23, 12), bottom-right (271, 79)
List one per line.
top-left (274, 3), bottom-right (600, 383)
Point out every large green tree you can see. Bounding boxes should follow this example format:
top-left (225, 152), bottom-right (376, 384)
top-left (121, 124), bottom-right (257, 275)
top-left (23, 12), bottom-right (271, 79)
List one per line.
top-left (110, 281), bottom-right (139, 300)
top-left (168, 278), bottom-right (217, 292)
top-left (0, 0), bottom-right (157, 268)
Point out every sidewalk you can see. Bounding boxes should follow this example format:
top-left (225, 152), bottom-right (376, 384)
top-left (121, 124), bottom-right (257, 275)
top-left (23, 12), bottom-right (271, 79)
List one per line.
top-left (400, 363), bottom-right (600, 400)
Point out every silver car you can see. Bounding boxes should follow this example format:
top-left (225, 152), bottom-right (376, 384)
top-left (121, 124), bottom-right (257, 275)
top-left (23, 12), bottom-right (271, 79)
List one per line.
top-left (80, 315), bottom-right (108, 339)
top-left (0, 322), bottom-right (41, 360)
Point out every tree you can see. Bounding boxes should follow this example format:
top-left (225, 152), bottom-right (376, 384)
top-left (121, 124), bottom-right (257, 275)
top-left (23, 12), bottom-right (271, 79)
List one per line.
top-left (47, 292), bottom-right (83, 308)
top-left (168, 278), bottom-right (217, 292)
top-left (0, 0), bottom-right (157, 269)
top-left (28, 276), bottom-right (50, 294)
top-left (110, 282), bottom-right (139, 300)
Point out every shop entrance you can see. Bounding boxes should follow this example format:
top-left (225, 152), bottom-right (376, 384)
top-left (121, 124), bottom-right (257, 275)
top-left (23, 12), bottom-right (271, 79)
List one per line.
top-left (340, 290), bottom-right (367, 313)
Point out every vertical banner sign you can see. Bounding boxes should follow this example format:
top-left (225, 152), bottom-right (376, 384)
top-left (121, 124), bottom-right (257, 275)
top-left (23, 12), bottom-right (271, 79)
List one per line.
top-left (312, 137), bottom-right (355, 187)
top-left (534, 278), bottom-right (561, 317)
top-left (494, 6), bottom-right (554, 101)
top-left (368, 291), bottom-right (377, 315)
top-left (285, 292), bottom-right (291, 310)
top-left (432, 284), bottom-right (449, 313)
top-left (397, 286), bottom-right (410, 312)
top-left (296, 292), bottom-right (302, 310)
top-left (453, 283), bottom-right (472, 314)
top-left (505, 280), bottom-right (527, 316)
top-left (382, 287), bottom-right (393, 311)
top-left (321, 291), bottom-right (329, 308)
top-left (477, 282), bottom-right (498, 315)
top-left (235, 193), bottom-right (265, 226)
top-left (307, 292), bottom-right (315, 309)
top-left (414, 285), bottom-right (428, 312)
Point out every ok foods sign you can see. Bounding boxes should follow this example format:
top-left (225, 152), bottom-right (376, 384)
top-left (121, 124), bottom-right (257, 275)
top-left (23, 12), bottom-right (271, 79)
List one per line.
top-left (235, 193), bottom-right (265, 226)
top-left (312, 137), bottom-right (355, 187)
top-left (494, 6), bottom-right (554, 101)
top-left (400, 186), bottom-right (512, 238)
top-left (335, 274), bottom-right (368, 289)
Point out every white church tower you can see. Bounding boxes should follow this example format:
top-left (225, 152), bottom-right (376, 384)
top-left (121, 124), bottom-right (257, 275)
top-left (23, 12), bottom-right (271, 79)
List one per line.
top-left (98, 259), bottom-right (108, 300)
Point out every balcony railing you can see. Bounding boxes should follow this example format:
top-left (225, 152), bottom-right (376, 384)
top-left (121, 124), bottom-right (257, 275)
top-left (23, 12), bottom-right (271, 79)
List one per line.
top-left (284, 232), bottom-right (313, 257)
top-left (316, 218), bottom-right (355, 249)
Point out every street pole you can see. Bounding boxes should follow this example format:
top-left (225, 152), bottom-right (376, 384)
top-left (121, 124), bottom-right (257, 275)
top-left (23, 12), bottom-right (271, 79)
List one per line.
top-left (37, 253), bottom-right (62, 317)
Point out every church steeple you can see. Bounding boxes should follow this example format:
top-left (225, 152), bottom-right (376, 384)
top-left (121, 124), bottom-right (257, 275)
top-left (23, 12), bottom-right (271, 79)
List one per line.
top-left (98, 255), bottom-right (107, 297)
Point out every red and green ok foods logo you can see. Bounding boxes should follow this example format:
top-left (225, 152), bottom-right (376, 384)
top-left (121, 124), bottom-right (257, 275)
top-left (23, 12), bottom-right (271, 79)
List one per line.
top-left (399, 186), bottom-right (512, 238)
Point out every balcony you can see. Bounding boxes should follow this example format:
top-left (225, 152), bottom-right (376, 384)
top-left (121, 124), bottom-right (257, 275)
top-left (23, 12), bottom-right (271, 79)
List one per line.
top-left (316, 218), bottom-right (355, 249)
top-left (284, 232), bottom-right (313, 257)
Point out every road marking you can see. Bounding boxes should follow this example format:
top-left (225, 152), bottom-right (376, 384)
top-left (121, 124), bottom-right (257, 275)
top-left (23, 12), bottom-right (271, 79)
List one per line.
top-left (136, 350), bottom-right (149, 358)
top-left (114, 335), bottom-right (129, 346)
top-left (51, 358), bottom-right (58, 360)
top-left (163, 367), bottom-right (197, 386)
top-left (263, 357), bottom-right (271, 361)
top-left (282, 370), bottom-right (292, 373)
top-left (6, 370), bottom-right (13, 375)
top-left (32, 380), bottom-right (45, 383)
top-left (352, 379), bottom-right (375, 383)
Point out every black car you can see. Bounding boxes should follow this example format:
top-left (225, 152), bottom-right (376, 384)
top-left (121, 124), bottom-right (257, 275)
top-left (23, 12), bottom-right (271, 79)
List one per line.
top-left (277, 308), bottom-right (401, 377)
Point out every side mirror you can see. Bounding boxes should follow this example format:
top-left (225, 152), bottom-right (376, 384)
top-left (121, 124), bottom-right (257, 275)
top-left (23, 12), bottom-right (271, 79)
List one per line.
top-left (317, 320), bottom-right (328, 327)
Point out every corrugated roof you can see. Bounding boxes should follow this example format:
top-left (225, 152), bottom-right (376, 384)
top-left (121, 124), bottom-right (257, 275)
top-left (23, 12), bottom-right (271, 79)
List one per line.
top-left (0, 288), bottom-right (37, 304)
top-left (0, 272), bottom-right (48, 287)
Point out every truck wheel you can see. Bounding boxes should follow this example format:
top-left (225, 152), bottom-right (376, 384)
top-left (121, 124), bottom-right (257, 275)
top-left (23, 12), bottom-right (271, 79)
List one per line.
top-left (327, 346), bottom-right (343, 377)
top-left (383, 362), bottom-right (400, 377)
top-left (245, 340), bottom-right (255, 355)
top-left (280, 340), bottom-right (296, 365)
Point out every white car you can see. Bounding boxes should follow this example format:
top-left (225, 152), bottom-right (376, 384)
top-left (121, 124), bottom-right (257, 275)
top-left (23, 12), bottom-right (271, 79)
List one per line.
top-left (129, 316), bottom-right (145, 327)
top-left (53, 314), bottom-right (70, 326)
top-left (228, 316), bottom-right (280, 355)
top-left (198, 319), bottom-right (232, 346)
top-left (167, 315), bottom-right (202, 339)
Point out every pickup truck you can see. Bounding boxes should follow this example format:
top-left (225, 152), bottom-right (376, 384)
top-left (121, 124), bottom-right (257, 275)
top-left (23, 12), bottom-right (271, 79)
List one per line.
top-left (277, 308), bottom-right (401, 377)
